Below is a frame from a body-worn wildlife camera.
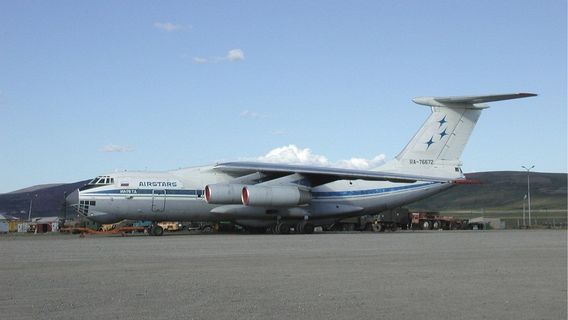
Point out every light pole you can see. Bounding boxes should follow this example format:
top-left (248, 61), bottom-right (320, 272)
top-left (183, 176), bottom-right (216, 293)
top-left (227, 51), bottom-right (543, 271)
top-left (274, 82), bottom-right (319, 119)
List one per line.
top-left (28, 194), bottom-right (38, 222)
top-left (522, 194), bottom-right (527, 227)
top-left (522, 165), bottom-right (534, 227)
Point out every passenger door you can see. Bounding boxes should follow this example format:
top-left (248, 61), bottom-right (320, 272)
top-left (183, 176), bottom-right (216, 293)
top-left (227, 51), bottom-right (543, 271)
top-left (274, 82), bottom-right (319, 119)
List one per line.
top-left (152, 189), bottom-right (166, 212)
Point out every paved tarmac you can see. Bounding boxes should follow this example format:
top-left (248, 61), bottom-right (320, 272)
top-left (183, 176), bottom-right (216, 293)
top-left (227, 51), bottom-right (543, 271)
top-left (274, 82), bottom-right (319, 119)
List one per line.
top-left (0, 230), bottom-right (566, 320)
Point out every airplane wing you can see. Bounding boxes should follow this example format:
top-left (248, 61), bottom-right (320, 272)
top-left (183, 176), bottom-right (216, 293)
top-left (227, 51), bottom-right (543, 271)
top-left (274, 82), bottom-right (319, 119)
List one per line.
top-left (214, 161), bottom-right (452, 186)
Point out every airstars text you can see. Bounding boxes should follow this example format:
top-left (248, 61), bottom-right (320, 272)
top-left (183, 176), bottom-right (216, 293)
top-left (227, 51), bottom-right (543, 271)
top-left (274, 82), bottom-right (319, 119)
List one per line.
top-left (139, 181), bottom-right (178, 187)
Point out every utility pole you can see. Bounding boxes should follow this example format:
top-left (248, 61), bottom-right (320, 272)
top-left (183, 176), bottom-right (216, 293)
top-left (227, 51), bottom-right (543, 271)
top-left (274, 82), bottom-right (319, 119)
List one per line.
top-left (522, 165), bottom-right (535, 227)
top-left (28, 194), bottom-right (37, 221)
top-left (63, 191), bottom-right (68, 222)
top-left (522, 194), bottom-right (527, 228)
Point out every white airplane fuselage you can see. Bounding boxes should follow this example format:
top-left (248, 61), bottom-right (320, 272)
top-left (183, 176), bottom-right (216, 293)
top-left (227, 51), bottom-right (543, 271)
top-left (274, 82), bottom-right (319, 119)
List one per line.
top-left (75, 166), bottom-right (451, 226)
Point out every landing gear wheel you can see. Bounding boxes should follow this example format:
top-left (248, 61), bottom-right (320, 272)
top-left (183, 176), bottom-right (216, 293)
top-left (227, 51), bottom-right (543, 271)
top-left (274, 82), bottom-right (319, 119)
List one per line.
top-left (274, 223), bottom-right (291, 234)
top-left (150, 225), bottom-right (164, 236)
top-left (422, 221), bottom-right (430, 230)
top-left (302, 223), bottom-right (314, 234)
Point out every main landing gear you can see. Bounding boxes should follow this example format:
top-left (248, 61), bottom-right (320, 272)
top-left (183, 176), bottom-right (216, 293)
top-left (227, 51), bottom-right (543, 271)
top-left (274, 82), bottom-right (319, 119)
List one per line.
top-left (273, 222), bottom-right (314, 234)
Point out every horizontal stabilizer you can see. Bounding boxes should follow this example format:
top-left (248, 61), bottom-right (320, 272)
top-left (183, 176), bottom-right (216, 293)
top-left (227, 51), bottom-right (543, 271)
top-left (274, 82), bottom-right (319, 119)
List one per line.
top-left (413, 93), bottom-right (537, 108)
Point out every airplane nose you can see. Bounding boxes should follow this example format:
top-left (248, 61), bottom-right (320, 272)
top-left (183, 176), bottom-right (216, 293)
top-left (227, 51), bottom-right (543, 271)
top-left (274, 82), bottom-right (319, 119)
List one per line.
top-left (66, 189), bottom-right (79, 207)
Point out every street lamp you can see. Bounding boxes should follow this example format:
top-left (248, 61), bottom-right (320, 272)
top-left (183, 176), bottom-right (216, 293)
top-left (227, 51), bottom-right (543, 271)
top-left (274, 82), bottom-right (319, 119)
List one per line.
top-left (522, 165), bottom-right (535, 227)
top-left (522, 194), bottom-right (527, 228)
top-left (28, 194), bottom-right (38, 222)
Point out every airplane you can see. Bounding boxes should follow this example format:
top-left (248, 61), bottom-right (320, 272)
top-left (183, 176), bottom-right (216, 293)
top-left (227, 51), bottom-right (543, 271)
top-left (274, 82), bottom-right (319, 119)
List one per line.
top-left (66, 93), bottom-right (536, 235)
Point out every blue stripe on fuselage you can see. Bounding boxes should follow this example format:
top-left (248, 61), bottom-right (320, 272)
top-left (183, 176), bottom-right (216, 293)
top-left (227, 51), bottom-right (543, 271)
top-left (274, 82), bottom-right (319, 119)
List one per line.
top-left (82, 189), bottom-right (201, 196)
top-left (312, 182), bottom-right (438, 199)
top-left (82, 182), bottom-right (439, 199)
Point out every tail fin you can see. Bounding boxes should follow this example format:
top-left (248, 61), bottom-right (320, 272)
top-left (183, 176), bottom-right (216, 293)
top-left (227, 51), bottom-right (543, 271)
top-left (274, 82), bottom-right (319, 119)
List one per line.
top-left (378, 93), bottom-right (536, 178)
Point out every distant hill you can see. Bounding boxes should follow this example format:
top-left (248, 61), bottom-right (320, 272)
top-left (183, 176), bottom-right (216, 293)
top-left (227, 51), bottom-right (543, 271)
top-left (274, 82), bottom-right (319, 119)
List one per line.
top-left (0, 172), bottom-right (565, 220)
top-left (7, 184), bottom-right (66, 194)
top-left (409, 171), bottom-right (567, 212)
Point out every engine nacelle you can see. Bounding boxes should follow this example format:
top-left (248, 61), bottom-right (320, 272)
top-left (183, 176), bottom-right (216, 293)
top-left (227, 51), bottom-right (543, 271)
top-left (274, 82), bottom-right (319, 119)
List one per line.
top-left (241, 185), bottom-right (312, 207)
top-left (205, 184), bottom-right (244, 204)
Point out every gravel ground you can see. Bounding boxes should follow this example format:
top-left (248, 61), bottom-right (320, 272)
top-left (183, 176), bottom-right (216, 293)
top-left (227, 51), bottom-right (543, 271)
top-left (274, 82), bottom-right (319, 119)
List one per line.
top-left (0, 230), bottom-right (566, 320)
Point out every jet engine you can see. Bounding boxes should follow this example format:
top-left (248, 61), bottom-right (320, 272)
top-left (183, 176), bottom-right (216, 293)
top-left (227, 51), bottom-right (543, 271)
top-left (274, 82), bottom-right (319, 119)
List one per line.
top-left (204, 184), bottom-right (244, 204)
top-left (241, 185), bottom-right (312, 207)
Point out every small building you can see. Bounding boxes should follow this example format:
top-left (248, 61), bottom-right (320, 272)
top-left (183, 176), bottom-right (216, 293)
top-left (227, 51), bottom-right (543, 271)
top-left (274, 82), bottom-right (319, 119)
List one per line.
top-left (0, 213), bottom-right (20, 232)
top-left (31, 217), bottom-right (61, 233)
top-left (17, 222), bottom-right (30, 233)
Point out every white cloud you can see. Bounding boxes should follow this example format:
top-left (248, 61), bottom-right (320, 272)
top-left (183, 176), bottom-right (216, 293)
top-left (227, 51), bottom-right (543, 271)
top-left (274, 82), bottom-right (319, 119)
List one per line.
top-left (192, 57), bottom-right (208, 64)
top-left (226, 49), bottom-right (245, 61)
top-left (335, 155), bottom-right (387, 170)
top-left (257, 145), bottom-right (386, 170)
top-left (240, 110), bottom-right (266, 119)
top-left (153, 22), bottom-right (185, 32)
top-left (258, 145), bottom-right (329, 166)
top-left (100, 144), bottom-right (134, 153)
top-left (192, 48), bottom-right (245, 64)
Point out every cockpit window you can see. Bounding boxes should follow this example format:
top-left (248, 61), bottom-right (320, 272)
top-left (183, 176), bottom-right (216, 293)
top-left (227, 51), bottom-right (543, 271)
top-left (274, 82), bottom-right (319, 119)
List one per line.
top-left (88, 176), bottom-right (114, 186)
top-left (79, 176), bottom-right (115, 191)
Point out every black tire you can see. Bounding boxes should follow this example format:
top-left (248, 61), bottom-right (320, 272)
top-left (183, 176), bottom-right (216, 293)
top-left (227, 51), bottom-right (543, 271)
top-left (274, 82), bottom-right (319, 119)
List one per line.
top-left (302, 223), bottom-right (314, 234)
top-left (371, 223), bottom-right (382, 232)
top-left (275, 223), bottom-right (291, 234)
top-left (150, 225), bottom-right (164, 236)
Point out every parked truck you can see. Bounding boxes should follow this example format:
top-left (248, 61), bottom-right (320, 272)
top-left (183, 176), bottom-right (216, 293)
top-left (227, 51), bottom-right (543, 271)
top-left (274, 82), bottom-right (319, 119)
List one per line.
top-left (331, 208), bottom-right (468, 232)
top-left (408, 212), bottom-right (468, 230)
top-left (326, 215), bottom-right (380, 232)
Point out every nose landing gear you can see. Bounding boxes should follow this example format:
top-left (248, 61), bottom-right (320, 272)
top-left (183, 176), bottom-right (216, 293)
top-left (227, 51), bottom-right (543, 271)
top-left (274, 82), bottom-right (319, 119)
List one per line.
top-left (148, 224), bottom-right (164, 236)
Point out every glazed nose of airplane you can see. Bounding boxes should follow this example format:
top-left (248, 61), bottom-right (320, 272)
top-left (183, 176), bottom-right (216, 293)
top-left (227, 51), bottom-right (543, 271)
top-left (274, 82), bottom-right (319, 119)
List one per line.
top-left (66, 189), bottom-right (79, 207)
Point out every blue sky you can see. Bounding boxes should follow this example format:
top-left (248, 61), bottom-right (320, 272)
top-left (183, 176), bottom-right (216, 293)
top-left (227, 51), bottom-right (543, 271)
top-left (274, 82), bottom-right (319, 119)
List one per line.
top-left (0, 0), bottom-right (566, 193)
